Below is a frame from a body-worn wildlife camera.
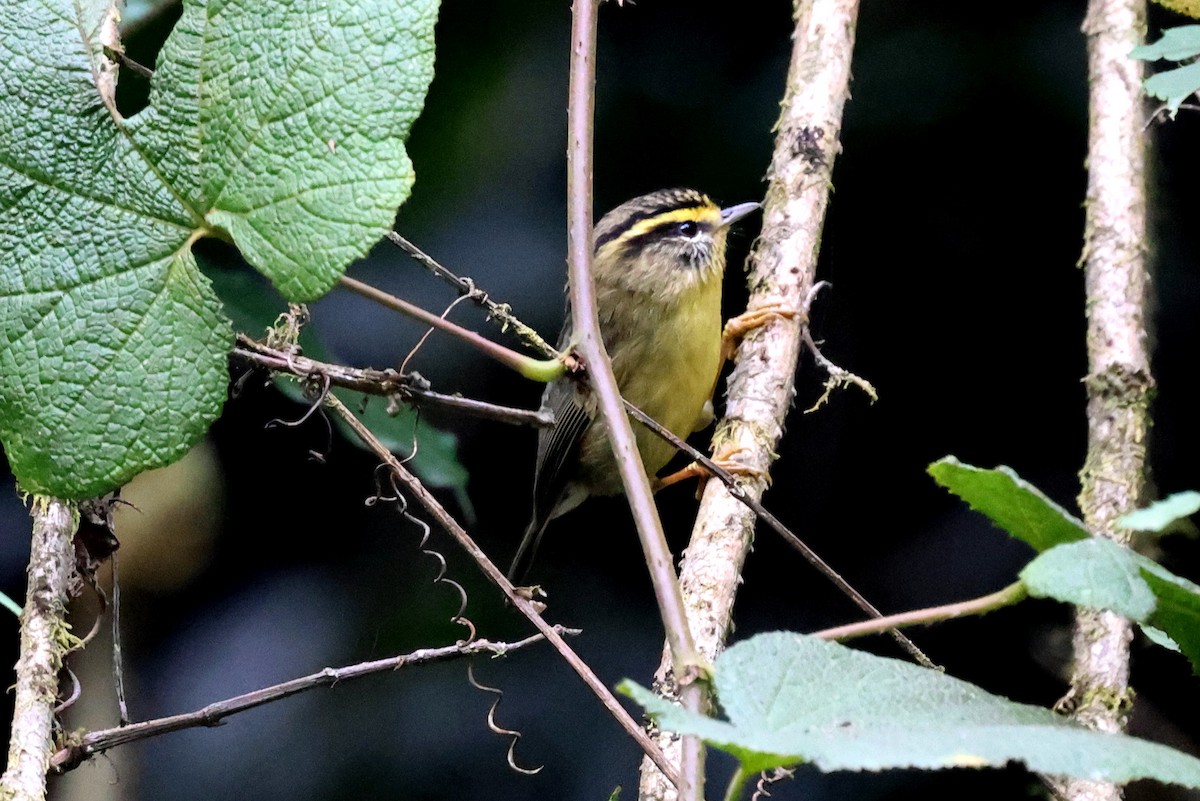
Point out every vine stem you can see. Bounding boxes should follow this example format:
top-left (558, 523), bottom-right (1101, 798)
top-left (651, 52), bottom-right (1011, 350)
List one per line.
top-left (637, 0), bottom-right (862, 798)
top-left (1, 498), bottom-right (77, 801)
top-left (1051, 1), bottom-right (1151, 800)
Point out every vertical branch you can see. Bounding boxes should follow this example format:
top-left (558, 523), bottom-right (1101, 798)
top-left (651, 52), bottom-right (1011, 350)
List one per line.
top-left (1055, 2), bottom-right (1150, 801)
top-left (637, 0), bottom-right (860, 798)
top-left (2, 498), bottom-right (77, 801)
top-left (565, 1), bottom-right (703, 797)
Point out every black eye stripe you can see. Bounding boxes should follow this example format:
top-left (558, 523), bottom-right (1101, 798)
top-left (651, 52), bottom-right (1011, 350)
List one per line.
top-left (594, 203), bottom-right (712, 250)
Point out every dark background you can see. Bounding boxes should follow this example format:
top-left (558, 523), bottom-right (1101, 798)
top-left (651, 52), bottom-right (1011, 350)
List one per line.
top-left (3, 1), bottom-right (1200, 799)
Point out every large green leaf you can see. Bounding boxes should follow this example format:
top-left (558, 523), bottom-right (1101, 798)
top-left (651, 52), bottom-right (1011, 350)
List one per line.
top-left (0, 0), bottom-right (438, 497)
top-left (621, 632), bottom-right (1200, 786)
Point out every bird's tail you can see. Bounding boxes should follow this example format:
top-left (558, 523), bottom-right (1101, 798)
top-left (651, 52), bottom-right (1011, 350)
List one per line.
top-left (507, 515), bottom-right (551, 585)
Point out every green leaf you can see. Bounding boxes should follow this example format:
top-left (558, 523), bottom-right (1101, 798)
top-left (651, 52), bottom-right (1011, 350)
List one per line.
top-left (1131, 25), bottom-right (1200, 60)
top-left (1118, 491), bottom-right (1200, 533)
top-left (1021, 538), bottom-right (1200, 673)
top-left (1021, 539), bottom-right (1157, 620)
top-left (1143, 61), bottom-right (1200, 117)
top-left (928, 457), bottom-right (1089, 552)
top-left (1139, 564), bottom-right (1200, 672)
top-left (1, 0), bottom-right (439, 497)
top-left (621, 632), bottom-right (1200, 786)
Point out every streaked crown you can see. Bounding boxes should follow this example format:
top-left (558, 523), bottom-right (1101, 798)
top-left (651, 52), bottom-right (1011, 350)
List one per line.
top-left (593, 188), bottom-right (722, 261)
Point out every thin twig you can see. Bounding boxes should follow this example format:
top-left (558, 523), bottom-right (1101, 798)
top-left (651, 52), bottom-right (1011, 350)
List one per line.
top-left (563, 2), bottom-right (703, 799)
top-left (811, 582), bottom-right (1028, 642)
top-left (232, 337), bottom-right (552, 428)
top-left (50, 631), bottom-right (576, 773)
top-left (385, 231), bottom-right (558, 358)
top-left (320, 394), bottom-right (683, 790)
top-left (337, 275), bottom-right (565, 382)
top-left (624, 401), bottom-right (931, 668)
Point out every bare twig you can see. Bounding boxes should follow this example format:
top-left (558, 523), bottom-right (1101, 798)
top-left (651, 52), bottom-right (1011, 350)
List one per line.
top-left (233, 336), bottom-right (552, 428)
top-left (639, 0), bottom-right (863, 798)
top-left (385, 231), bottom-right (558, 358)
top-left (562, 2), bottom-right (704, 798)
top-left (625, 401), bottom-right (931, 667)
top-left (50, 631), bottom-right (575, 773)
top-left (1, 498), bottom-right (77, 801)
top-left (1051, 2), bottom-right (1151, 801)
top-left (320, 394), bottom-right (682, 789)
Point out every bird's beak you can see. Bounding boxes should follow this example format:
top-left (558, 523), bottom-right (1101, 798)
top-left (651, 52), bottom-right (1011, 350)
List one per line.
top-left (719, 201), bottom-right (761, 228)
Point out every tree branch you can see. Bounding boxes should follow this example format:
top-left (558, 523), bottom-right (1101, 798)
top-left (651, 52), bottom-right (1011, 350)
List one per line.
top-left (320, 393), bottom-right (682, 790)
top-left (1052, 2), bottom-right (1151, 800)
top-left (638, 0), bottom-right (862, 797)
top-left (564, 2), bottom-right (704, 798)
top-left (50, 630), bottom-right (576, 772)
top-left (1, 498), bottom-right (77, 801)
top-left (232, 335), bottom-right (553, 428)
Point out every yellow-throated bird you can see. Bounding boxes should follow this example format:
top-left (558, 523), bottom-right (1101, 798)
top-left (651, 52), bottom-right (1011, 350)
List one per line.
top-left (508, 188), bottom-right (761, 581)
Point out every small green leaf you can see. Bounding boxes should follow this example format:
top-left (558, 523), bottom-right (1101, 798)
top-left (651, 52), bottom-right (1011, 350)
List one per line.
top-left (1141, 625), bottom-right (1181, 652)
top-left (1021, 539), bottom-right (1157, 620)
top-left (1144, 61), bottom-right (1200, 117)
top-left (1131, 25), bottom-right (1200, 60)
top-left (1021, 539), bottom-right (1200, 674)
top-left (1139, 565), bottom-right (1200, 672)
top-left (621, 632), bottom-right (1200, 786)
top-left (1, 0), bottom-right (439, 497)
top-left (928, 457), bottom-right (1089, 551)
top-left (1118, 491), bottom-right (1200, 533)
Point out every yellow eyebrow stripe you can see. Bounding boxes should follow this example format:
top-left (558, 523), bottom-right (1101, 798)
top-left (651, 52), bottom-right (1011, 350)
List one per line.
top-left (609, 205), bottom-right (720, 245)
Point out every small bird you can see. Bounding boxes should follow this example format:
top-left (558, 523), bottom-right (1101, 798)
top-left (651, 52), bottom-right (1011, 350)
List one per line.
top-left (508, 188), bottom-right (761, 581)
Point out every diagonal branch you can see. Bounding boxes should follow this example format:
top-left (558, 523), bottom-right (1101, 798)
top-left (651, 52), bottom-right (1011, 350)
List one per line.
top-left (50, 630), bottom-right (576, 773)
top-left (320, 393), bottom-right (683, 790)
top-left (638, 0), bottom-right (863, 798)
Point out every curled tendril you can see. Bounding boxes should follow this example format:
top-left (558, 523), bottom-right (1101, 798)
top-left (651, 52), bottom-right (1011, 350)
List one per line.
top-left (366, 466), bottom-right (476, 643)
top-left (264, 371), bottom-right (333, 462)
top-left (399, 294), bottom-right (474, 376)
top-left (751, 767), bottom-right (796, 801)
top-left (53, 667), bottom-right (82, 715)
top-left (467, 660), bottom-right (542, 776)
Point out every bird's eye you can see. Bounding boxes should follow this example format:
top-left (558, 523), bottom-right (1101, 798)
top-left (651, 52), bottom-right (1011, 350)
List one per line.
top-left (674, 220), bottom-right (700, 237)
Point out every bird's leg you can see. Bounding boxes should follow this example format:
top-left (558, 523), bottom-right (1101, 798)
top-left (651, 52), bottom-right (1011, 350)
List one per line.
top-left (720, 296), bottom-right (805, 361)
top-left (656, 292), bottom-right (817, 494)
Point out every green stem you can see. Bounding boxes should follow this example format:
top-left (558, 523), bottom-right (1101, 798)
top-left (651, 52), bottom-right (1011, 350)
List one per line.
top-left (337, 275), bottom-right (565, 382)
top-left (813, 581), bottom-right (1029, 642)
top-left (722, 766), bottom-right (752, 801)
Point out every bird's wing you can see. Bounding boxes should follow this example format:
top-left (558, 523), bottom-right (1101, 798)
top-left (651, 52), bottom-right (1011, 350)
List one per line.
top-left (508, 378), bottom-right (592, 582)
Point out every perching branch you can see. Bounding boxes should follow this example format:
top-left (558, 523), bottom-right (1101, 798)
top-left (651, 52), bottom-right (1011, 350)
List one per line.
top-left (1, 498), bottom-right (77, 801)
top-left (49, 630), bottom-right (576, 773)
top-left (1052, 2), bottom-right (1151, 801)
top-left (639, 0), bottom-right (863, 798)
top-left (811, 582), bottom-right (1028, 642)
